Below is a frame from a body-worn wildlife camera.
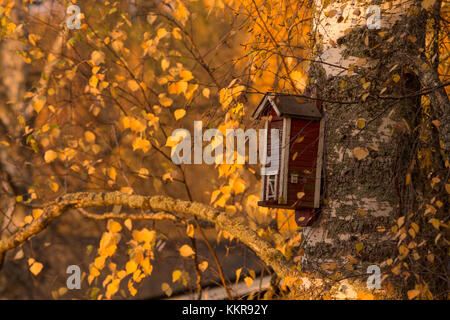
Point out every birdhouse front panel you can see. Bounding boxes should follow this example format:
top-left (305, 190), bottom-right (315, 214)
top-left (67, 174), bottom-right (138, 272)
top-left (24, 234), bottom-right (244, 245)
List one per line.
top-left (260, 117), bottom-right (283, 204)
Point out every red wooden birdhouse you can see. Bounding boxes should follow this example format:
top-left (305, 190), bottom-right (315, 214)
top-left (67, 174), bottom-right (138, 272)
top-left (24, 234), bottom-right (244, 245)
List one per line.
top-left (252, 93), bottom-right (324, 227)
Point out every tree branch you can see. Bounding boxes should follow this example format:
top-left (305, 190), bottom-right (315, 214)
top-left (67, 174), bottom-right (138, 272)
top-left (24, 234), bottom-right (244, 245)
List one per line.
top-left (0, 192), bottom-right (301, 281)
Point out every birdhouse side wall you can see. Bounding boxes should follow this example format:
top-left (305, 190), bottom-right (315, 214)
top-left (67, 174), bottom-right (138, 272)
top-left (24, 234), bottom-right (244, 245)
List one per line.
top-left (287, 119), bottom-right (321, 207)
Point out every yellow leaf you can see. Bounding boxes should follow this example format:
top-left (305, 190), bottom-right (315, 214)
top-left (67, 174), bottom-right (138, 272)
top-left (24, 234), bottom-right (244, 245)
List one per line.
top-left (32, 209), bottom-right (43, 219)
top-left (353, 147), bottom-right (369, 160)
top-left (159, 94), bottom-right (173, 107)
top-left (297, 192), bottom-right (305, 199)
top-left (132, 228), bottom-right (155, 243)
top-left (392, 74), bottom-right (401, 83)
top-left (127, 80), bottom-right (140, 92)
top-left (210, 190), bottom-right (221, 204)
top-left (94, 256), bottom-right (106, 270)
top-left (91, 50), bottom-right (105, 65)
top-left (180, 70), bottom-right (194, 81)
top-left (406, 173), bottom-right (411, 185)
top-left (157, 28), bottom-right (168, 39)
top-left (445, 184), bottom-right (450, 194)
top-left (129, 119), bottom-right (146, 132)
top-left (356, 118), bottom-right (366, 129)
top-left (90, 265), bottom-right (100, 278)
top-left (199, 261), bottom-right (208, 272)
top-left (235, 268), bottom-right (242, 284)
top-left (111, 40), bottom-right (123, 52)
top-left (179, 244), bottom-right (195, 258)
top-left (355, 242), bottom-right (363, 253)
top-left (357, 292), bottom-right (374, 300)
top-left (214, 195), bottom-right (228, 208)
top-left (120, 187), bottom-right (133, 194)
top-left (24, 215), bottom-right (33, 224)
top-left (244, 276), bottom-right (253, 288)
top-left (107, 220), bottom-right (122, 233)
top-left (28, 259), bottom-right (43, 276)
top-left (138, 168), bottom-right (149, 179)
top-left (399, 245), bottom-right (409, 258)
top-left (108, 167), bottom-right (117, 181)
top-left (168, 81), bottom-right (188, 95)
top-left (232, 178), bottom-right (246, 194)
top-left (363, 82), bottom-right (371, 90)
top-left (128, 280), bottom-right (137, 296)
top-left (202, 88), bottom-right (210, 98)
top-left (422, 0), bottom-right (436, 10)
top-left (225, 205), bottom-right (237, 215)
top-left (172, 270), bottom-right (182, 282)
top-left (124, 219), bottom-right (132, 231)
top-left (126, 260), bottom-right (138, 274)
top-left (49, 181), bottom-right (59, 192)
top-left (174, 109), bottom-right (186, 121)
top-left (357, 208), bottom-right (367, 216)
top-left (32, 96), bottom-right (47, 113)
top-left (58, 287), bottom-right (68, 296)
top-left (165, 135), bottom-right (184, 148)
top-left (296, 136), bottom-right (304, 144)
top-left (162, 172), bottom-right (173, 182)
top-left (141, 257), bottom-right (153, 275)
top-left (44, 150), bottom-right (58, 163)
top-left (292, 152), bottom-right (298, 161)
top-left (84, 131), bottom-right (96, 143)
top-left (429, 218), bottom-right (440, 230)
top-left (407, 289), bottom-right (420, 300)
top-left (172, 28), bottom-right (182, 39)
top-left (186, 224), bottom-right (195, 238)
top-left (106, 280), bottom-right (120, 299)
top-left (132, 137), bottom-right (151, 153)
top-left (89, 75), bottom-right (99, 88)
top-left (161, 282), bottom-right (172, 297)
top-left (161, 58), bottom-right (170, 71)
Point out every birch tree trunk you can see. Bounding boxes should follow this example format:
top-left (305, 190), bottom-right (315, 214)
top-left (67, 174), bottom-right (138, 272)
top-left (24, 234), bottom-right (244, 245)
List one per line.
top-left (301, 0), bottom-right (447, 298)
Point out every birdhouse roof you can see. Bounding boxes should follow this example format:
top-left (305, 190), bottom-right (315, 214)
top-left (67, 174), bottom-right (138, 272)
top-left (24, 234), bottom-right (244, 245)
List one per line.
top-left (252, 93), bottom-right (322, 120)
